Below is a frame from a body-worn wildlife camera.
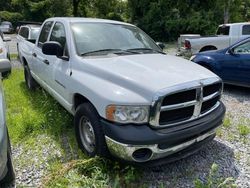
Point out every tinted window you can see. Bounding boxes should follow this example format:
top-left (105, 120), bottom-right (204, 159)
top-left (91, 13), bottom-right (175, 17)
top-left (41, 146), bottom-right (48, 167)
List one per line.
top-left (242, 25), bottom-right (250, 35)
top-left (216, 26), bottom-right (230, 35)
top-left (19, 27), bottom-right (29, 39)
top-left (234, 41), bottom-right (250, 54)
top-left (38, 21), bottom-right (53, 48)
top-left (49, 22), bottom-right (66, 49)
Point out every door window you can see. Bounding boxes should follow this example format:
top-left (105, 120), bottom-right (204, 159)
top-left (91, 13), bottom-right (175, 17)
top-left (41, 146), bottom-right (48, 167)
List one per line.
top-left (19, 27), bottom-right (29, 39)
top-left (38, 21), bottom-right (53, 48)
top-left (242, 25), bottom-right (250, 35)
top-left (50, 22), bottom-right (68, 56)
top-left (234, 41), bottom-right (250, 54)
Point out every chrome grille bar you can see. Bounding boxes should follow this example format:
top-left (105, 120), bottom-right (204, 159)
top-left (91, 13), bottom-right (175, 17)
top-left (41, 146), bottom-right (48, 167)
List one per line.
top-left (149, 77), bottom-right (223, 128)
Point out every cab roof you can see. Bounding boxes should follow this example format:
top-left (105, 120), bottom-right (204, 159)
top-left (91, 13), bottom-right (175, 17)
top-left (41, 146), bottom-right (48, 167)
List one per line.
top-left (45, 17), bottom-right (134, 26)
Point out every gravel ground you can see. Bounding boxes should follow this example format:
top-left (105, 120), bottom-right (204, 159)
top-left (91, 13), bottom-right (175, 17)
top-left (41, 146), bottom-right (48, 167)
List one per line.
top-left (141, 86), bottom-right (250, 187)
top-left (5, 37), bottom-right (250, 187)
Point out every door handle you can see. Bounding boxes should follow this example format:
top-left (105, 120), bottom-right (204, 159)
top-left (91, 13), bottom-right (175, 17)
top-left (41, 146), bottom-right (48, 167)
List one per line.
top-left (43, 59), bottom-right (50, 65)
top-left (32, 53), bottom-right (37, 57)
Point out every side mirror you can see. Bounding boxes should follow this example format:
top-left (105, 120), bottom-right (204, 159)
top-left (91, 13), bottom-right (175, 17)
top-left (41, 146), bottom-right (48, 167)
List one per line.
top-left (156, 42), bottom-right (165, 50)
top-left (0, 59), bottom-right (11, 79)
top-left (3, 37), bottom-right (11, 42)
top-left (42, 41), bottom-right (63, 58)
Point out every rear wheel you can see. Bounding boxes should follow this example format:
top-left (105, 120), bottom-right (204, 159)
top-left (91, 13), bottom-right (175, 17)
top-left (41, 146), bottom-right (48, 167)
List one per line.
top-left (74, 103), bottom-right (109, 157)
top-left (24, 65), bottom-right (38, 90)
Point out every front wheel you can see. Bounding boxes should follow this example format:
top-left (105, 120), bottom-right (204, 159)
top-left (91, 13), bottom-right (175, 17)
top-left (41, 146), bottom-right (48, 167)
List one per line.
top-left (74, 103), bottom-right (109, 157)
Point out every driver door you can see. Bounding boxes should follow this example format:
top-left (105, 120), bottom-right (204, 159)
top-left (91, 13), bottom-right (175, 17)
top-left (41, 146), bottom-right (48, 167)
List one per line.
top-left (219, 41), bottom-right (250, 85)
top-left (231, 41), bottom-right (250, 85)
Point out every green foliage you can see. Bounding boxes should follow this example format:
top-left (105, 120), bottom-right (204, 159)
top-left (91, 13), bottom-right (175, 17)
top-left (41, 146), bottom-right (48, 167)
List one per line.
top-left (128, 0), bottom-right (250, 41)
top-left (0, 11), bottom-right (23, 26)
top-left (237, 124), bottom-right (250, 136)
top-left (223, 117), bottom-right (231, 128)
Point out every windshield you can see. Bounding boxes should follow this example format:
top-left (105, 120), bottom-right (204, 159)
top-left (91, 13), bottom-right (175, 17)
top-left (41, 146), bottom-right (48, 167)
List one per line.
top-left (216, 26), bottom-right (230, 35)
top-left (30, 28), bottom-right (40, 39)
top-left (71, 23), bottom-right (161, 56)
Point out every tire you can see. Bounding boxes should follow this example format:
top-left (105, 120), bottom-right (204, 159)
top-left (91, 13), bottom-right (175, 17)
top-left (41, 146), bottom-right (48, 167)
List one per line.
top-left (24, 65), bottom-right (38, 90)
top-left (0, 136), bottom-right (15, 185)
top-left (74, 103), bottom-right (109, 157)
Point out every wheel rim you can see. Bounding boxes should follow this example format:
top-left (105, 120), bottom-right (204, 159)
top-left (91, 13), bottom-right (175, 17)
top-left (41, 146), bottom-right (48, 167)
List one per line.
top-left (79, 116), bottom-right (96, 153)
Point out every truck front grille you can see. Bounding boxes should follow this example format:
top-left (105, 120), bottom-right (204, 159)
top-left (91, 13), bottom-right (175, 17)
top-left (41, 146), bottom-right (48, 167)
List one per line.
top-left (151, 79), bottom-right (223, 127)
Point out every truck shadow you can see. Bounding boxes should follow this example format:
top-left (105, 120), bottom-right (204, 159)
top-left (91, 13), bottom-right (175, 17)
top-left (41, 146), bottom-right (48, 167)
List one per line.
top-left (140, 139), bottom-right (239, 187)
top-left (223, 84), bottom-right (250, 102)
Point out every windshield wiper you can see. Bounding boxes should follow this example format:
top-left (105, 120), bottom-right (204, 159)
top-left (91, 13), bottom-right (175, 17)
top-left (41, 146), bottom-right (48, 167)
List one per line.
top-left (81, 49), bottom-right (123, 56)
top-left (81, 49), bottom-right (139, 56)
top-left (127, 48), bottom-right (165, 54)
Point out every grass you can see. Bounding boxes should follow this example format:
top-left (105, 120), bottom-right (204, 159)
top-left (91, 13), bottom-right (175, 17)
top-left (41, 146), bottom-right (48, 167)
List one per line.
top-left (194, 163), bottom-right (236, 188)
top-left (223, 117), bottom-right (231, 129)
top-left (237, 124), bottom-right (250, 136)
top-left (3, 69), bottom-right (140, 187)
top-left (10, 53), bottom-right (18, 60)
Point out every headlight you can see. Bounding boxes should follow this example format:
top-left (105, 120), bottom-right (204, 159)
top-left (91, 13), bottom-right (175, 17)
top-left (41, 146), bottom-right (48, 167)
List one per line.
top-left (106, 105), bottom-right (149, 124)
top-left (190, 55), bottom-right (196, 61)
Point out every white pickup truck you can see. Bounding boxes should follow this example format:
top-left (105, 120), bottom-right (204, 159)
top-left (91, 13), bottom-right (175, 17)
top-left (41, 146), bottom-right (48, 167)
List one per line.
top-left (182, 22), bottom-right (250, 55)
top-left (20, 17), bottom-right (225, 164)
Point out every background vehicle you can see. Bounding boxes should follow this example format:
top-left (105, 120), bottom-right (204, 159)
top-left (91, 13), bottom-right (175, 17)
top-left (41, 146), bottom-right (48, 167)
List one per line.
top-left (191, 37), bottom-right (250, 87)
top-left (16, 24), bottom-right (41, 63)
top-left (0, 59), bottom-right (15, 186)
top-left (182, 22), bottom-right (250, 55)
top-left (0, 30), bottom-right (11, 60)
top-left (0, 22), bottom-right (14, 34)
top-left (21, 17), bottom-right (225, 164)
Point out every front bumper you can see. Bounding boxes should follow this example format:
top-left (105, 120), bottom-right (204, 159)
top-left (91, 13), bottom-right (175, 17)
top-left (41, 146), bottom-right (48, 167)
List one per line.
top-left (103, 102), bottom-right (225, 163)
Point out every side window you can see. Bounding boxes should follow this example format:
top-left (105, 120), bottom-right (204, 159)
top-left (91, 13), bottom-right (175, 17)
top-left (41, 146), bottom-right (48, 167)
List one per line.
top-left (49, 22), bottom-right (68, 56)
top-left (18, 27), bottom-right (24, 37)
top-left (22, 28), bottom-right (29, 39)
top-left (242, 25), bottom-right (250, 35)
top-left (38, 21), bottom-right (53, 48)
top-left (234, 41), bottom-right (250, 54)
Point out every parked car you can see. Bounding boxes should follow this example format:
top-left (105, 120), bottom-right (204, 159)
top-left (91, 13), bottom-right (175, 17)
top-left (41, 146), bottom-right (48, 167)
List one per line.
top-left (0, 22), bottom-right (14, 34)
top-left (181, 22), bottom-right (250, 56)
top-left (0, 30), bottom-right (11, 60)
top-left (17, 24), bottom-right (41, 63)
top-left (190, 37), bottom-right (250, 87)
top-left (0, 59), bottom-right (15, 186)
top-left (20, 17), bottom-right (225, 164)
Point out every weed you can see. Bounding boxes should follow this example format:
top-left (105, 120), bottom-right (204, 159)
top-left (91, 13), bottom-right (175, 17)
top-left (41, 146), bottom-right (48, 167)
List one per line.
top-left (237, 124), bottom-right (250, 137)
top-left (223, 117), bottom-right (231, 128)
top-left (194, 163), bottom-right (236, 188)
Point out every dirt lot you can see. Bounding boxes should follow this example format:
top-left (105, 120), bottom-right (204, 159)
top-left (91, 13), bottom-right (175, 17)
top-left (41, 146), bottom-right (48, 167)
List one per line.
top-left (4, 35), bottom-right (250, 187)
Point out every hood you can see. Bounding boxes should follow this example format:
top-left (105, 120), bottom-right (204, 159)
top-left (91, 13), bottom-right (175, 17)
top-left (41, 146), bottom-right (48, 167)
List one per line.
top-left (82, 54), bottom-right (218, 95)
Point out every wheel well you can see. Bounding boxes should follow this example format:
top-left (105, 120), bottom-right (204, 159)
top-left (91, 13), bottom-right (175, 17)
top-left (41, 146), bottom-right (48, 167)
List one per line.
top-left (22, 57), bottom-right (27, 66)
top-left (74, 94), bottom-right (91, 110)
top-left (199, 46), bottom-right (217, 52)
